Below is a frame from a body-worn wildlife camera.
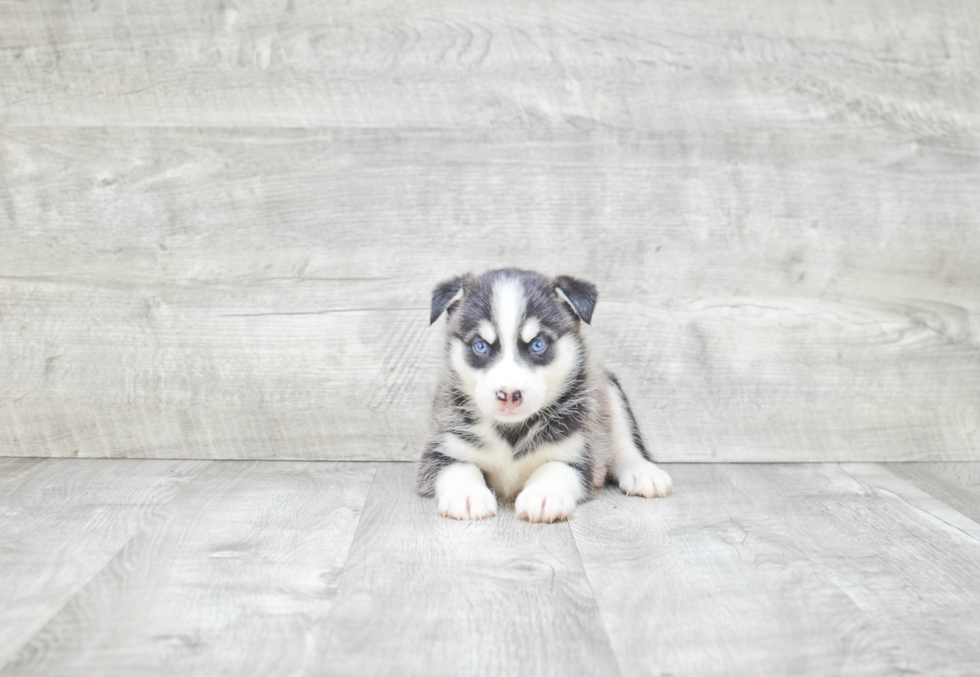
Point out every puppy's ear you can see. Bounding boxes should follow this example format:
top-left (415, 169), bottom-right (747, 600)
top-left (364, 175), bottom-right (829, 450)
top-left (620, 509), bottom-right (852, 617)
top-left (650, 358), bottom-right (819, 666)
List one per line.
top-left (554, 275), bottom-right (598, 325)
top-left (430, 274), bottom-right (472, 325)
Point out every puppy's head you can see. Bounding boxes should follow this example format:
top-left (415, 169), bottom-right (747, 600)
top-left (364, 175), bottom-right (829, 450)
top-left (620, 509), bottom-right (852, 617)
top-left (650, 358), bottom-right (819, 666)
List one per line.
top-left (430, 269), bottom-right (596, 424)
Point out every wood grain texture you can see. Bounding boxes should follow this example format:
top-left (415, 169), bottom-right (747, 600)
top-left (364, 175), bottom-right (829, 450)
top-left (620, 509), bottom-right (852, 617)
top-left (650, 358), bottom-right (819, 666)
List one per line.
top-left (884, 462), bottom-right (980, 523)
top-left (1, 126), bottom-right (978, 461)
top-left (0, 458), bottom-right (210, 668)
top-left (1, 0), bottom-right (978, 130)
top-left (2, 0), bottom-right (980, 462)
top-left (571, 463), bottom-right (980, 676)
top-left (3, 460), bottom-right (980, 675)
top-left (318, 463), bottom-right (619, 676)
top-left (1, 460), bottom-right (377, 676)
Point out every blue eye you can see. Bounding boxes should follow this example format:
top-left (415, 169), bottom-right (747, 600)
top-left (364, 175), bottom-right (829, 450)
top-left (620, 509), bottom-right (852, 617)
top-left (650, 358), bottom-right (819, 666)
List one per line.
top-left (473, 340), bottom-right (489, 355)
top-left (530, 338), bottom-right (547, 353)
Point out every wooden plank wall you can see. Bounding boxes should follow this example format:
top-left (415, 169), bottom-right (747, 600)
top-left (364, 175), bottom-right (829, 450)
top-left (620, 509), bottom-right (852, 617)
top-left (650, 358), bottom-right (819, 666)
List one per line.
top-left (1, 0), bottom-right (978, 462)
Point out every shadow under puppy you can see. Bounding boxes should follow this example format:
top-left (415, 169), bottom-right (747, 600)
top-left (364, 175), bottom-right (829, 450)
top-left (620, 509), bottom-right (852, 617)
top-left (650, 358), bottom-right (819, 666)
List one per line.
top-left (418, 268), bottom-right (673, 522)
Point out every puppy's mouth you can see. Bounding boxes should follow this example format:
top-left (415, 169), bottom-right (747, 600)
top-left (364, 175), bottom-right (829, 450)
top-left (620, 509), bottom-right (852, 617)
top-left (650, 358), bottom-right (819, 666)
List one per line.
top-left (494, 408), bottom-right (525, 419)
top-left (491, 406), bottom-right (537, 423)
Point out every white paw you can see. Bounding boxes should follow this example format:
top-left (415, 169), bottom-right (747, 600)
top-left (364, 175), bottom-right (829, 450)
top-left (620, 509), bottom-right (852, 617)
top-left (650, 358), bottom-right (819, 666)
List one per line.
top-left (515, 489), bottom-right (577, 523)
top-left (437, 486), bottom-right (498, 521)
top-left (618, 461), bottom-right (673, 498)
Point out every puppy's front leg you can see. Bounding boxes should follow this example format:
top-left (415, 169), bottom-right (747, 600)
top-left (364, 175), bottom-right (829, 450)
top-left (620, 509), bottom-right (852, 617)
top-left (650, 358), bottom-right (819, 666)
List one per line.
top-left (435, 463), bottom-right (498, 520)
top-left (418, 438), bottom-right (497, 520)
top-left (515, 461), bottom-right (585, 523)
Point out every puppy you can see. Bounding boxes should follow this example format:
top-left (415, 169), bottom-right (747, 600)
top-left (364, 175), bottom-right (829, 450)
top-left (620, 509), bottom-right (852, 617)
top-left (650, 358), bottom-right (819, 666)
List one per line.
top-left (418, 268), bottom-right (673, 522)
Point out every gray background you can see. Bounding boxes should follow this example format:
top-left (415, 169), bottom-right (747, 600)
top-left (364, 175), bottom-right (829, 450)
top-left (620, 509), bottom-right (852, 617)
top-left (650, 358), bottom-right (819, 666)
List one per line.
top-left (2, 0), bottom-right (978, 462)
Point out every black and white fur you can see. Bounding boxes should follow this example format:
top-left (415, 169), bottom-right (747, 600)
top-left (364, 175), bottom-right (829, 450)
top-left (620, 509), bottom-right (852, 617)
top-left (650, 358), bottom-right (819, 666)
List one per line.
top-left (418, 268), bottom-right (673, 523)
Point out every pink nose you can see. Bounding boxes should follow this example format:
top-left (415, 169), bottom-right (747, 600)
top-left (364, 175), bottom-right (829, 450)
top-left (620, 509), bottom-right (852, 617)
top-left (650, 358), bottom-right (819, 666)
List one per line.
top-left (495, 389), bottom-right (523, 407)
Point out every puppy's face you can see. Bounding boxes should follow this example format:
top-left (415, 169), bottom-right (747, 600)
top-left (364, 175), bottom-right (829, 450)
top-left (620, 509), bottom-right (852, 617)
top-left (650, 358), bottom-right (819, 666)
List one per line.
top-left (430, 270), bottom-right (597, 424)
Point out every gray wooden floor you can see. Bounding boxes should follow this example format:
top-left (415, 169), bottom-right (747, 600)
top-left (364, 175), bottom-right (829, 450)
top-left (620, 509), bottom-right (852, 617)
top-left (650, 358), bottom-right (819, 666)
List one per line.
top-left (2, 459), bottom-right (979, 676)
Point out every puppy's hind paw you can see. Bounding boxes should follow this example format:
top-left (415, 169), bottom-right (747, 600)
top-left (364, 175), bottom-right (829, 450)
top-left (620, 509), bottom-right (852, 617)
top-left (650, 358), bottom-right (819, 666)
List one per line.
top-left (618, 461), bottom-right (673, 498)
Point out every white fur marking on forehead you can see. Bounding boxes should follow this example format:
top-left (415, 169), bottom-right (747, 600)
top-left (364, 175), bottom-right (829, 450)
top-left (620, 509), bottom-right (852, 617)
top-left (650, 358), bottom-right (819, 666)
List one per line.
top-left (492, 278), bottom-right (526, 348)
top-left (478, 320), bottom-right (497, 344)
top-left (520, 317), bottom-right (541, 343)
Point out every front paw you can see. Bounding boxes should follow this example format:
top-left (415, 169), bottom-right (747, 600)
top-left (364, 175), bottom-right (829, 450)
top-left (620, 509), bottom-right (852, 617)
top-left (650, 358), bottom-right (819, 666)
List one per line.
top-left (515, 489), bottom-right (577, 523)
top-left (437, 486), bottom-right (498, 521)
top-left (618, 461), bottom-right (673, 498)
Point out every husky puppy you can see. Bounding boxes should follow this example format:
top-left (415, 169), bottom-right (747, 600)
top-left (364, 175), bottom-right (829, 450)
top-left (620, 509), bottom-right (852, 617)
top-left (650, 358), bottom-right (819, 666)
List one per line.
top-left (418, 268), bottom-right (673, 522)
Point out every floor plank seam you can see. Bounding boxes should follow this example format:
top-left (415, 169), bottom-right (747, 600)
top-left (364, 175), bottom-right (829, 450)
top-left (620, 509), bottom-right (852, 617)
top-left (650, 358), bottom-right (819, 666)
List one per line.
top-left (318, 462), bottom-right (387, 634)
top-left (315, 460), bottom-right (385, 630)
top-left (843, 464), bottom-right (980, 541)
top-left (866, 464), bottom-right (980, 543)
top-left (566, 516), bottom-right (628, 677)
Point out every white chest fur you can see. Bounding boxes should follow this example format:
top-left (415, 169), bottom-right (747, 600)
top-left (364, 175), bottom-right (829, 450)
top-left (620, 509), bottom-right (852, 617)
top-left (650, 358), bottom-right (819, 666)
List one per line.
top-left (443, 424), bottom-right (585, 499)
